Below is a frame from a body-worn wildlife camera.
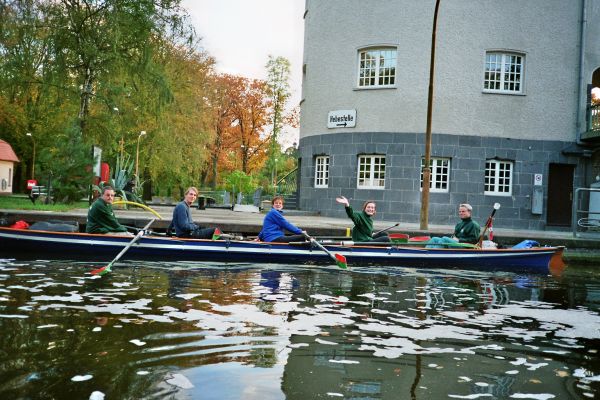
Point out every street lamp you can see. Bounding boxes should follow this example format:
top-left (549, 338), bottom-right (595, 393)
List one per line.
top-left (135, 130), bottom-right (146, 179)
top-left (26, 133), bottom-right (35, 180)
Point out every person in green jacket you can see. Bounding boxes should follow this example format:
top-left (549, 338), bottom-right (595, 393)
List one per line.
top-left (453, 203), bottom-right (481, 244)
top-left (336, 196), bottom-right (390, 242)
top-left (427, 203), bottom-right (481, 247)
top-left (86, 186), bottom-right (131, 235)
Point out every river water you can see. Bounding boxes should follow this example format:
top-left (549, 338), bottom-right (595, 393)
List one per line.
top-left (0, 259), bottom-right (599, 400)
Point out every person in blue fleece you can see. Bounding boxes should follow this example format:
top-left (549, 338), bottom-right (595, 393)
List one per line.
top-left (258, 196), bottom-right (306, 242)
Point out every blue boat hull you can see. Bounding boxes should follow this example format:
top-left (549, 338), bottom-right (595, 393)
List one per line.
top-left (0, 228), bottom-right (565, 274)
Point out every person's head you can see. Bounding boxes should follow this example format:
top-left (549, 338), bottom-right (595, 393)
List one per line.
top-left (272, 196), bottom-right (284, 211)
top-left (458, 203), bottom-right (472, 219)
top-left (101, 186), bottom-right (116, 204)
top-left (362, 200), bottom-right (376, 216)
top-left (184, 187), bottom-right (199, 204)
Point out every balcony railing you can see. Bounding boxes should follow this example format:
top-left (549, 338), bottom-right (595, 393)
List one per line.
top-left (582, 103), bottom-right (600, 141)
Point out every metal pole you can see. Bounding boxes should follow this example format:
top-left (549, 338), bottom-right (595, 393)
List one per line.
top-left (135, 131), bottom-right (146, 178)
top-left (26, 133), bottom-right (35, 180)
top-left (419, 0), bottom-right (441, 230)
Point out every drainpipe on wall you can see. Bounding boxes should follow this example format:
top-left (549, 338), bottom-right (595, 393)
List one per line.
top-left (576, 0), bottom-right (588, 145)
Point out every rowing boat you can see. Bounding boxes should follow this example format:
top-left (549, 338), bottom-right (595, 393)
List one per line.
top-left (0, 227), bottom-right (565, 274)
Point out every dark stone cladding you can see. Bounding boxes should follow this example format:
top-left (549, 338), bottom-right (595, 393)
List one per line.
top-left (298, 131), bottom-right (583, 230)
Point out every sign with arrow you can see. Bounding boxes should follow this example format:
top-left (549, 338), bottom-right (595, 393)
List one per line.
top-left (327, 109), bottom-right (356, 128)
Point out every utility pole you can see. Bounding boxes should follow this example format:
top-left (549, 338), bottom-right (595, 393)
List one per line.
top-left (420, 0), bottom-right (441, 230)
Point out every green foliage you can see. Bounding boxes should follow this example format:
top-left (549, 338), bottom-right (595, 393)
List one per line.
top-left (223, 170), bottom-right (255, 196)
top-left (37, 125), bottom-right (93, 204)
top-left (93, 153), bottom-right (143, 203)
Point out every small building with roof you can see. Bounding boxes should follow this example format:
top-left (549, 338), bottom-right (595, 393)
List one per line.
top-left (0, 139), bottom-right (20, 194)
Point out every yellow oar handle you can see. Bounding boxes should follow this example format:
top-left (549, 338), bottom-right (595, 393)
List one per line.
top-left (113, 200), bottom-right (163, 220)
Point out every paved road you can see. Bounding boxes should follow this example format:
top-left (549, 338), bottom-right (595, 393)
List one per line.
top-left (2, 205), bottom-right (600, 250)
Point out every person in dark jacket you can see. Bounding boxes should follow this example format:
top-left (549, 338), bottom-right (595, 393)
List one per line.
top-left (336, 196), bottom-right (390, 242)
top-left (171, 187), bottom-right (220, 239)
top-left (427, 203), bottom-right (481, 247)
top-left (258, 196), bottom-right (306, 242)
top-left (86, 186), bottom-right (131, 235)
top-left (453, 203), bottom-right (481, 244)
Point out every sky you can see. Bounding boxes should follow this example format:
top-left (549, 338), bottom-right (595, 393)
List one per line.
top-left (181, 0), bottom-right (305, 146)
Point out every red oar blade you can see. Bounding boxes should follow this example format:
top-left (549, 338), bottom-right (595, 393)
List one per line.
top-left (335, 253), bottom-right (348, 269)
top-left (90, 265), bottom-right (111, 276)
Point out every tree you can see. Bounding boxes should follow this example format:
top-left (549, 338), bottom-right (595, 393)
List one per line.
top-left (265, 56), bottom-right (291, 184)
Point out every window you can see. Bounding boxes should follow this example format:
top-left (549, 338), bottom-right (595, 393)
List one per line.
top-left (358, 48), bottom-right (397, 88)
top-left (314, 156), bottom-right (329, 188)
top-left (483, 52), bottom-right (524, 93)
top-left (357, 155), bottom-right (385, 189)
top-left (420, 157), bottom-right (450, 192)
top-left (485, 160), bottom-right (513, 195)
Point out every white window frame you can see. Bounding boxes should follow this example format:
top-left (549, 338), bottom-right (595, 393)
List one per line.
top-left (357, 47), bottom-right (397, 88)
top-left (420, 157), bottom-right (451, 193)
top-left (485, 159), bottom-right (513, 196)
top-left (357, 155), bottom-right (386, 189)
top-left (314, 156), bottom-right (329, 188)
top-left (483, 51), bottom-right (524, 94)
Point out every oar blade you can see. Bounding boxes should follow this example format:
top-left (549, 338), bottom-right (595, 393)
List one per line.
top-left (91, 265), bottom-right (110, 276)
top-left (335, 253), bottom-right (348, 269)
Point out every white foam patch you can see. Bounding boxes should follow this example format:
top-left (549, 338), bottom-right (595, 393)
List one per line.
top-left (32, 293), bottom-right (84, 303)
top-left (0, 314), bottom-right (28, 318)
top-left (37, 324), bottom-right (58, 329)
top-left (90, 390), bottom-right (105, 400)
top-left (288, 343), bottom-right (309, 348)
top-left (487, 304), bottom-right (600, 340)
top-left (448, 394), bottom-right (493, 398)
top-left (573, 368), bottom-right (600, 381)
top-left (326, 393), bottom-right (344, 397)
top-left (0, 296), bottom-right (9, 301)
top-left (136, 371), bottom-right (150, 375)
top-left (510, 394), bottom-right (556, 399)
top-left (165, 373), bottom-right (194, 389)
top-left (329, 359), bottom-right (359, 364)
top-left (176, 293), bottom-right (202, 300)
top-left (89, 391), bottom-right (105, 400)
top-left (92, 327), bottom-right (101, 332)
top-left (71, 374), bottom-right (93, 382)
top-left (315, 338), bottom-right (337, 345)
top-left (129, 339), bottom-right (146, 346)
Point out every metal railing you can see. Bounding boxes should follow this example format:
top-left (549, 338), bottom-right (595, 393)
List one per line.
top-left (588, 103), bottom-right (600, 132)
top-left (571, 187), bottom-right (600, 237)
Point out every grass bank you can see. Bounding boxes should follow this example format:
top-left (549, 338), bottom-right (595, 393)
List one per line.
top-left (0, 195), bottom-right (88, 212)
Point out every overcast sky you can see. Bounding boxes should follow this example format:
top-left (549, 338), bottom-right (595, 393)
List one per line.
top-left (182, 0), bottom-right (305, 144)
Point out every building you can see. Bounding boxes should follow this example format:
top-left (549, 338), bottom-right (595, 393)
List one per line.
top-left (0, 139), bottom-right (19, 195)
top-left (297, 0), bottom-right (600, 230)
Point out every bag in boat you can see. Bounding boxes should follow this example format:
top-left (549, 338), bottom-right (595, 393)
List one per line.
top-left (9, 220), bottom-right (30, 229)
top-left (481, 240), bottom-right (497, 249)
top-left (29, 220), bottom-right (78, 232)
top-left (511, 239), bottom-right (539, 249)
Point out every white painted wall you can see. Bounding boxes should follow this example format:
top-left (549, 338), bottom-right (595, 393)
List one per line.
top-left (0, 160), bottom-right (15, 194)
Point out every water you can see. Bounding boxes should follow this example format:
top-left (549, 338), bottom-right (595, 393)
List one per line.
top-left (0, 259), bottom-right (599, 400)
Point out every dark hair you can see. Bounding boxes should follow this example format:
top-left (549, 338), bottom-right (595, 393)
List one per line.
top-left (362, 200), bottom-right (376, 211)
top-left (102, 185), bottom-right (114, 194)
top-left (272, 196), bottom-right (284, 205)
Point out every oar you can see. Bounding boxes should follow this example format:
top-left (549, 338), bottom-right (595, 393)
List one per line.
top-left (477, 203), bottom-right (501, 247)
top-left (303, 232), bottom-right (348, 269)
top-left (90, 219), bottom-right (155, 276)
top-left (373, 223), bottom-right (399, 236)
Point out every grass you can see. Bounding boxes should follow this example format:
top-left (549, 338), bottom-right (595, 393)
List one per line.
top-left (0, 195), bottom-right (88, 211)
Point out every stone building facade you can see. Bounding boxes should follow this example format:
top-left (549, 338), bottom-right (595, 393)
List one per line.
top-left (298, 0), bottom-right (600, 230)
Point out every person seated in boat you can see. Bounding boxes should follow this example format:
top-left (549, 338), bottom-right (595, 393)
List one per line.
top-left (171, 186), bottom-right (221, 239)
top-left (427, 203), bottom-right (481, 247)
top-left (86, 186), bottom-right (132, 235)
top-left (336, 196), bottom-right (390, 242)
top-left (258, 196), bottom-right (307, 242)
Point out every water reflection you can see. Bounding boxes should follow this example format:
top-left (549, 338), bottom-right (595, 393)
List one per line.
top-left (0, 259), bottom-right (598, 399)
